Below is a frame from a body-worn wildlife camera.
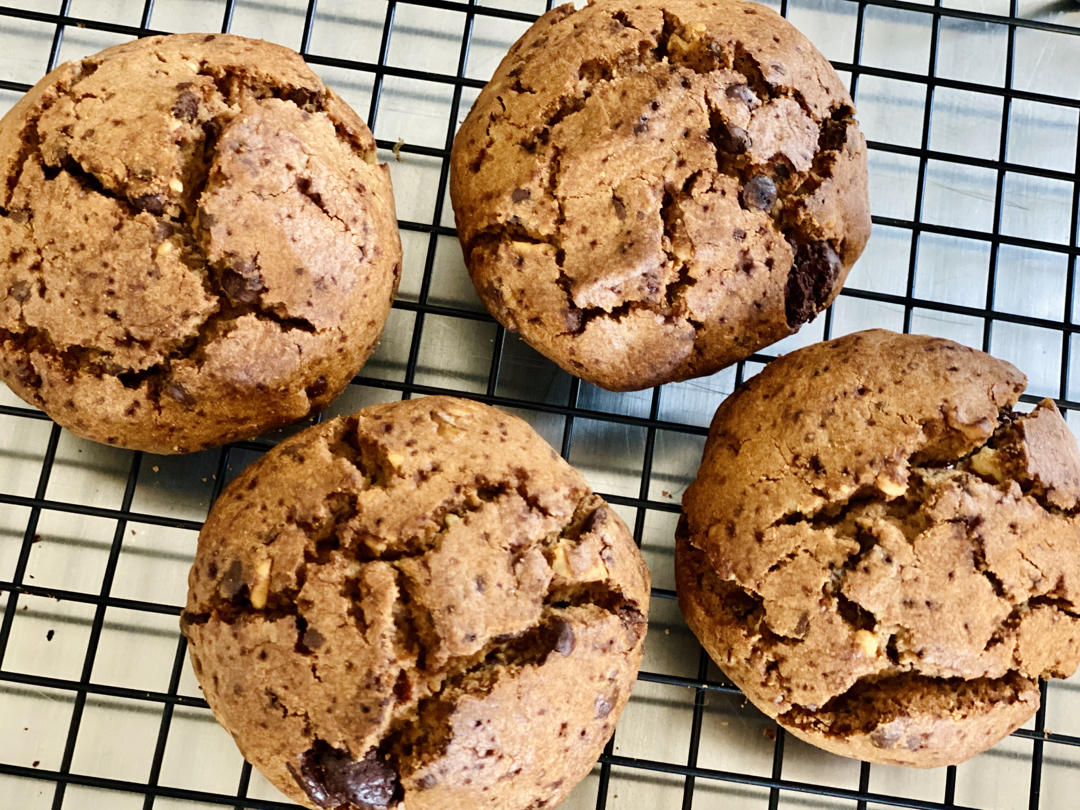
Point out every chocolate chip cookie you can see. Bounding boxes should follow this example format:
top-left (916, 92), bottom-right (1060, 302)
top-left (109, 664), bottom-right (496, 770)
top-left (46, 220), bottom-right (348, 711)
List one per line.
top-left (182, 396), bottom-right (650, 809)
top-left (678, 329), bottom-right (1080, 767)
top-left (0, 33), bottom-right (401, 453)
top-left (450, 0), bottom-right (869, 391)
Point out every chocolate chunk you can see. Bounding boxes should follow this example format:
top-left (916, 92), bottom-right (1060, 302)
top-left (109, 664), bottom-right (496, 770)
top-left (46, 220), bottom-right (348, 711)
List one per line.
top-left (740, 175), bottom-right (776, 211)
top-left (594, 693), bottom-right (614, 718)
top-left (511, 187), bottom-right (531, 203)
top-left (612, 197), bottom-right (627, 220)
top-left (221, 265), bottom-right (265, 305)
top-left (713, 123), bottom-right (751, 155)
top-left (164, 381), bottom-right (197, 407)
top-left (13, 357), bottom-right (41, 389)
top-left (301, 626), bottom-right (325, 650)
top-left (219, 559), bottom-right (244, 598)
top-left (172, 90), bottom-right (199, 122)
top-left (732, 228), bottom-right (746, 241)
top-left (155, 220), bottom-right (176, 240)
top-left (9, 280), bottom-right (31, 302)
top-left (784, 241), bottom-right (842, 327)
top-left (564, 307), bottom-right (583, 333)
top-left (134, 194), bottom-right (166, 215)
top-left (725, 83), bottom-right (756, 106)
top-left (292, 741), bottom-right (401, 809)
top-left (552, 618), bottom-right (576, 656)
top-left (305, 376), bottom-right (328, 400)
top-left (581, 505), bottom-right (608, 536)
top-left (869, 725), bottom-right (902, 749)
top-left (393, 670), bottom-right (412, 702)
top-left (793, 612), bottom-right (810, 637)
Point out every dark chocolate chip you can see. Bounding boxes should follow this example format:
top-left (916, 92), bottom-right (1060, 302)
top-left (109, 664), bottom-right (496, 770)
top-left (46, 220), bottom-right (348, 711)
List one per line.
top-left (292, 741), bottom-right (401, 809)
top-left (220, 559), bottom-right (244, 598)
top-left (393, 670), bottom-right (412, 703)
top-left (784, 241), bottom-right (842, 327)
top-left (552, 619), bottom-right (575, 657)
top-left (594, 693), bottom-right (614, 718)
top-left (793, 612), bottom-right (810, 637)
top-left (221, 265), bottom-right (264, 305)
top-left (302, 626), bottom-right (325, 650)
top-left (564, 308), bottom-right (583, 333)
top-left (305, 376), bottom-right (328, 400)
top-left (869, 725), bottom-right (902, 749)
top-left (163, 381), bottom-right (197, 407)
top-left (172, 90), bottom-right (199, 122)
top-left (581, 506), bottom-right (608, 536)
top-left (13, 357), bottom-right (41, 389)
top-left (739, 175), bottom-right (776, 211)
top-left (612, 197), bottom-right (627, 220)
top-left (725, 83), bottom-right (756, 105)
top-left (134, 194), bottom-right (166, 215)
top-left (511, 187), bottom-right (531, 203)
top-left (9, 280), bottom-right (31, 302)
top-left (156, 220), bottom-right (176, 240)
top-left (633, 116), bottom-right (649, 134)
top-left (732, 228), bottom-right (746, 241)
top-left (713, 123), bottom-right (751, 155)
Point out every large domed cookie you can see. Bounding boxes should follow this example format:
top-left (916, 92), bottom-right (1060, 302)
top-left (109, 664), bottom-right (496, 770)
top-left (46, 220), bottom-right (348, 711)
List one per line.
top-left (678, 329), bottom-right (1080, 767)
top-left (0, 33), bottom-right (400, 453)
top-left (182, 396), bottom-right (650, 810)
top-left (450, 0), bottom-right (869, 391)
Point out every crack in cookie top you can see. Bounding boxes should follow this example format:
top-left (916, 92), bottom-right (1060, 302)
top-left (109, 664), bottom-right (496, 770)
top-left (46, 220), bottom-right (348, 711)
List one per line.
top-left (0, 33), bottom-right (401, 453)
top-left (451, 0), bottom-right (870, 391)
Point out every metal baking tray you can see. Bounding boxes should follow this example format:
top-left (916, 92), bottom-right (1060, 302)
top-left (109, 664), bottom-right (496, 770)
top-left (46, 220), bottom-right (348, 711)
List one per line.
top-left (1, 1), bottom-right (1079, 808)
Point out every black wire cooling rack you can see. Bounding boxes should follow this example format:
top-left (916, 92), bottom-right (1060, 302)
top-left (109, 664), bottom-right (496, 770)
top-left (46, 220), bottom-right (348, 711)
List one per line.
top-left (1, 0), bottom-right (1079, 808)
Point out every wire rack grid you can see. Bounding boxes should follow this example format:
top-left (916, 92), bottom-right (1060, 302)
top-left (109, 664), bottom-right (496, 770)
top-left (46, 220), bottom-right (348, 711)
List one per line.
top-left (0, 0), bottom-right (1078, 809)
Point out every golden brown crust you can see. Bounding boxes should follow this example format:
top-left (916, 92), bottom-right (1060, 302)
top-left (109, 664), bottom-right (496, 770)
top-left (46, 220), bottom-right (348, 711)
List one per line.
top-left (450, 0), bottom-right (870, 391)
top-left (183, 396), bottom-right (650, 810)
top-left (0, 33), bottom-right (401, 453)
top-left (678, 329), bottom-right (1080, 767)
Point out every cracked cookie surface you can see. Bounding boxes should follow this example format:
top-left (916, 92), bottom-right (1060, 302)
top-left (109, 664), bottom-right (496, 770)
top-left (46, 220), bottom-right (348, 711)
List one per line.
top-left (0, 33), bottom-right (401, 453)
top-left (449, 0), bottom-right (869, 391)
top-left (678, 329), bottom-right (1080, 767)
top-left (182, 396), bottom-right (650, 810)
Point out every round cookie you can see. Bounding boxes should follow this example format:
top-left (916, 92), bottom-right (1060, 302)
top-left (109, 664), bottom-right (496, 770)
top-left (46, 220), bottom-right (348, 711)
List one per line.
top-left (450, 0), bottom-right (869, 391)
top-left (182, 396), bottom-right (650, 810)
top-left (0, 33), bottom-right (400, 453)
top-left (678, 329), bottom-right (1080, 767)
